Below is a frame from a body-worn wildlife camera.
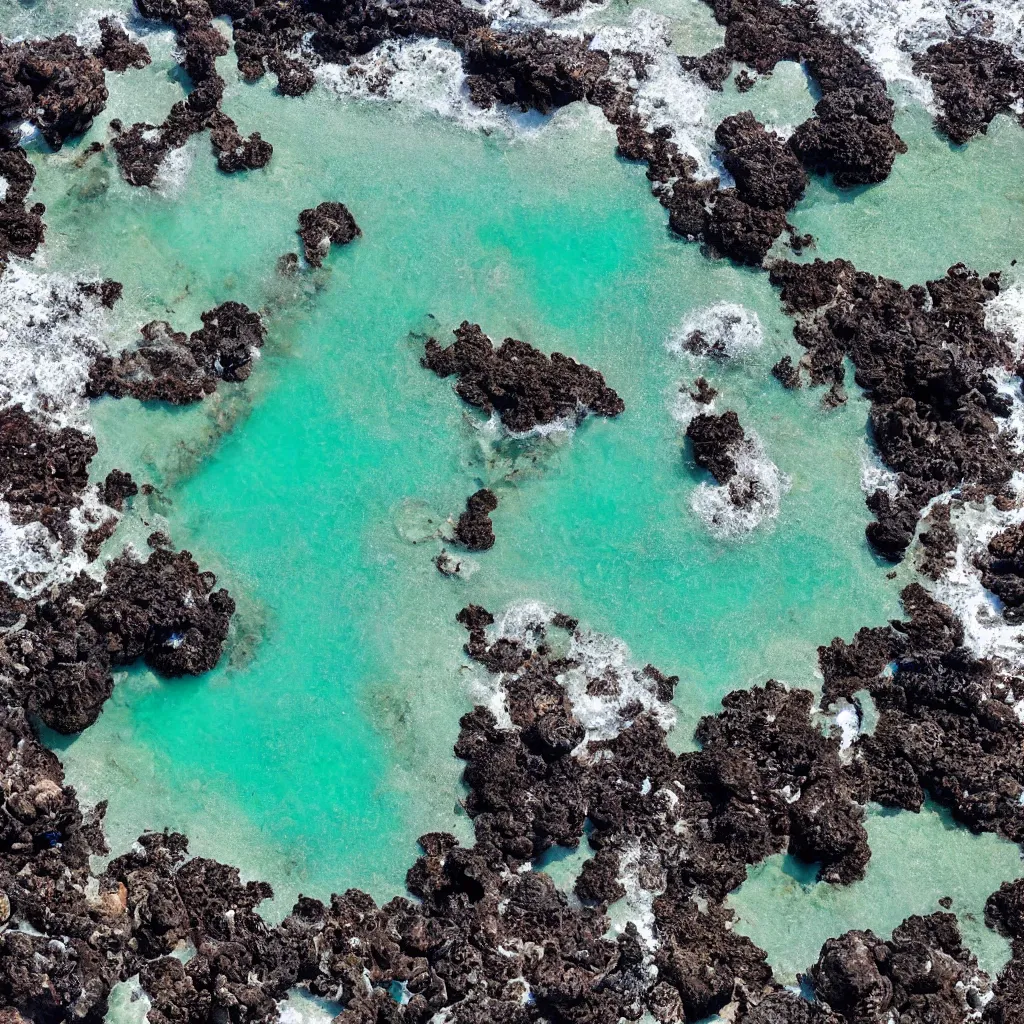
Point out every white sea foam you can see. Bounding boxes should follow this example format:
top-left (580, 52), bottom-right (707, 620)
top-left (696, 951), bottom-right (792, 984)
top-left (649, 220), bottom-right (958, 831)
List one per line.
top-left (932, 486), bottom-right (1024, 668)
top-left (153, 139), bottom-right (196, 198)
top-left (590, 9), bottom-right (717, 178)
top-left (669, 384), bottom-right (715, 428)
top-left (605, 841), bottom-right (664, 949)
top-left (477, 601), bottom-right (677, 744)
top-left (666, 302), bottom-right (764, 360)
top-left (316, 39), bottom-right (527, 134)
top-left (691, 436), bottom-right (790, 540)
top-left (986, 279), bottom-right (1024, 360)
top-left (860, 450), bottom-right (900, 498)
top-left (0, 261), bottom-right (109, 428)
top-left (812, 0), bottom-right (1024, 107)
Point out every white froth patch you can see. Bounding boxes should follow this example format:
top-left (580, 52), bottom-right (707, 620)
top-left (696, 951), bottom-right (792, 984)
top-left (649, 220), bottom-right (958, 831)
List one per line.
top-left (476, 0), bottom-right (610, 29)
top-left (860, 450), bottom-right (900, 498)
top-left (691, 436), bottom-right (790, 540)
top-left (605, 842), bottom-right (664, 950)
top-left (0, 262), bottom-right (109, 428)
top-left (932, 480), bottom-right (1024, 668)
top-left (153, 139), bottom-right (195, 198)
top-left (317, 39), bottom-right (540, 134)
top-left (477, 601), bottom-right (677, 745)
top-left (666, 302), bottom-right (764, 360)
top-left (813, 0), bottom-right (1024, 105)
top-left (591, 9), bottom-right (717, 178)
top-left (986, 279), bottom-right (1024, 360)
top-left (669, 385), bottom-right (714, 428)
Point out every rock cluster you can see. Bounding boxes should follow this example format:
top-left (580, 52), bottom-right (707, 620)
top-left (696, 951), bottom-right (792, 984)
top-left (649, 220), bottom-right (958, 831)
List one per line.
top-left (769, 259), bottom-right (1018, 560)
top-left (296, 202), bottom-right (361, 267)
top-left (913, 37), bottom-right (1024, 145)
top-left (422, 321), bottom-right (625, 433)
top-left (686, 410), bottom-right (746, 483)
top-left (110, 0), bottom-right (272, 186)
top-left (0, 147), bottom-right (46, 268)
top-left (88, 301), bottom-right (266, 404)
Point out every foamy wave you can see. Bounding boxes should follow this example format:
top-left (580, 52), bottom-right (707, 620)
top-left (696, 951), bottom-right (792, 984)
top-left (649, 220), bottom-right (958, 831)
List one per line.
top-left (986, 279), bottom-right (1024, 360)
top-left (605, 841), bottom-right (664, 949)
top-left (669, 385), bottom-right (714, 428)
top-left (0, 262), bottom-right (109, 428)
top-left (316, 39), bottom-right (539, 134)
top-left (691, 436), bottom-right (790, 539)
top-left (813, 0), bottom-right (1024, 105)
top-left (666, 302), bottom-right (764, 360)
top-left (860, 451), bottom-right (900, 497)
top-left (153, 139), bottom-right (195, 198)
top-left (473, 0), bottom-right (609, 29)
top-left (590, 9), bottom-right (717, 177)
top-left (932, 483), bottom-right (1024, 667)
top-left (477, 601), bottom-right (677, 744)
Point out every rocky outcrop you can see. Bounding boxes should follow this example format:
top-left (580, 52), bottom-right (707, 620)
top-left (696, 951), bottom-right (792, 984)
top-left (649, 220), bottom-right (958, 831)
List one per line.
top-left (297, 202), bottom-right (361, 267)
top-left (0, 546), bottom-right (235, 734)
top-left (0, 36), bottom-right (108, 149)
top-left (88, 301), bottom-right (266, 404)
top-left (913, 37), bottom-right (1024, 145)
top-left (0, 406), bottom-right (97, 545)
top-left (463, 28), bottom-right (609, 113)
top-left (110, 0), bottom-right (271, 185)
top-left (687, 410), bottom-right (746, 483)
top-left (423, 321), bottom-right (624, 433)
top-left (806, 913), bottom-right (991, 1023)
top-left (455, 489), bottom-right (498, 551)
top-left (0, 148), bottom-right (45, 268)
top-left (92, 17), bottom-right (152, 73)
top-left (769, 259), bottom-right (1018, 560)
top-left (819, 583), bottom-right (1024, 843)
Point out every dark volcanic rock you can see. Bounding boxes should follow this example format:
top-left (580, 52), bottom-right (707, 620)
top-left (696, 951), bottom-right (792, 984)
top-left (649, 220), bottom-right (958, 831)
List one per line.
top-left (913, 37), bottom-right (1024, 145)
top-left (422, 321), bottom-right (624, 433)
top-left (819, 583), bottom-right (1024, 843)
top-left (771, 355), bottom-right (801, 388)
top-left (0, 406), bottom-right (97, 545)
top-left (807, 913), bottom-right (990, 1022)
top-left (0, 35), bottom-right (108, 148)
top-left (716, 112), bottom-right (807, 211)
top-left (100, 469), bottom-right (138, 511)
top-left (0, 148), bottom-right (45, 267)
top-left (770, 259), bottom-right (1017, 560)
top-left (686, 410), bottom-right (746, 483)
top-left (455, 489), bottom-right (499, 552)
top-left (463, 28), bottom-right (609, 113)
top-left (88, 301), bottom-right (266, 404)
top-left (297, 202), bottom-right (361, 267)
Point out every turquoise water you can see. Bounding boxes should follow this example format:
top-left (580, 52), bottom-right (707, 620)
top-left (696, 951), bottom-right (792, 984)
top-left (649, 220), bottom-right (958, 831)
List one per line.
top-left (8, 0), bottom-right (1024, 978)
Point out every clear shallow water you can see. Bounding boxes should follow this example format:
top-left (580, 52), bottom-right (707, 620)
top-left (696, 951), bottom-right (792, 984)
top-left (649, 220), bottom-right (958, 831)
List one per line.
top-left (6, 0), bottom-right (1024, 976)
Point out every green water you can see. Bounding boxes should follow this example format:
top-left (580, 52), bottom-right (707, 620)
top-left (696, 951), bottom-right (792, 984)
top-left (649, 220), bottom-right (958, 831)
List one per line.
top-left (7, 0), bottom-right (1024, 982)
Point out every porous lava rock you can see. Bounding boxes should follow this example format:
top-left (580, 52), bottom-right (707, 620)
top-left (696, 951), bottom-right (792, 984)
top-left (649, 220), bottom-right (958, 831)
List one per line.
top-left (0, 35), bottom-right (108, 148)
top-left (0, 546), bottom-right (234, 734)
top-left (976, 522), bottom-right (1024, 622)
top-left (687, 410), bottom-right (746, 483)
top-left (423, 321), bottom-right (624, 433)
top-left (92, 17), bottom-right (152, 73)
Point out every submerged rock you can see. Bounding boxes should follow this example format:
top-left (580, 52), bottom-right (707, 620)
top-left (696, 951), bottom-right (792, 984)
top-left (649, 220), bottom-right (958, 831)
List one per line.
top-left (423, 321), bottom-right (624, 433)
